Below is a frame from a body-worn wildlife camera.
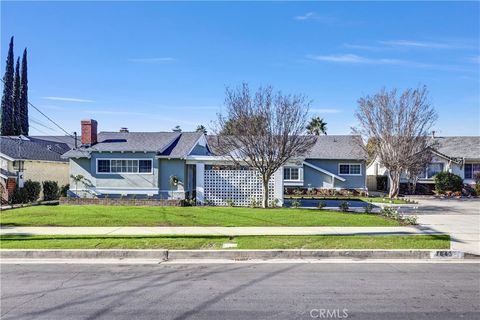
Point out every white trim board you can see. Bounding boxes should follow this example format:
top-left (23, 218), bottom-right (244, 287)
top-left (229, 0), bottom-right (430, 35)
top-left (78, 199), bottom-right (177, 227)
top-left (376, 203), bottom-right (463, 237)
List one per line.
top-left (303, 161), bottom-right (346, 181)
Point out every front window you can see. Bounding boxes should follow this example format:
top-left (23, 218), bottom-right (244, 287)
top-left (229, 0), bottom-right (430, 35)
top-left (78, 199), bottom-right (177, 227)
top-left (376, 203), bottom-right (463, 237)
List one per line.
top-left (284, 167), bottom-right (301, 180)
top-left (339, 164), bottom-right (361, 175)
top-left (97, 160), bottom-right (110, 173)
top-left (465, 163), bottom-right (480, 179)
top-left (426, 163), bottom-right (444, 179)
top-left (97, 159), bottom-right (153, 174)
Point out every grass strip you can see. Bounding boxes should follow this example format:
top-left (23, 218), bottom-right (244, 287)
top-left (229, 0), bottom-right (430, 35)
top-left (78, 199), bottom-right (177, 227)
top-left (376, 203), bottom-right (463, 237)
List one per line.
top-left (0, 235), bottom-right (450, 250)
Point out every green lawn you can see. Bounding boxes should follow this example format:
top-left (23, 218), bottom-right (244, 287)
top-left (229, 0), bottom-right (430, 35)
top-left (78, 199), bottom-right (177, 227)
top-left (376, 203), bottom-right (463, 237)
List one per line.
top-left (0, 205), bottom-right (402, 227)
top-left (284, 196), bottom-right (411, 204)
top-left (0, 235), bottom-right (450, 250)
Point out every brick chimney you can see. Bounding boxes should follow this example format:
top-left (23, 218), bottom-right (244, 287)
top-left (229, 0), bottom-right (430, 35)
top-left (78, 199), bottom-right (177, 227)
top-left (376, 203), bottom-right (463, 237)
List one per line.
top-left (81, 119), bottom-right (98, 146)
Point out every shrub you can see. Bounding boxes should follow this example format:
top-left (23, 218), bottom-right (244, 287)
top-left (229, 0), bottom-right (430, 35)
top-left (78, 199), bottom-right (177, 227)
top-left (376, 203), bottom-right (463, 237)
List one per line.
top-left (24, 180), bottom-right (41, 202)
top-left (364, 203), bottom-right (374, 214)
top-left (60, 184), bottom-right (70, 197)
top-left (270, 198), bottom-right (280, 207)
top-left (181, 198), bottom-right (196, 207)
top-left (317, 200), bottom-right (326, 209)
top-left (291, 199), bottom-right (301, 208)
top-left (475, 172), bottom-right (480, 196)
top-left (250, 197), bottom-right (258, 208)
top-left (42, 180), bottom-right (60, 201)
top-left (376, 176), bottom-right (388, 191)
top-left (435, 172), bottom-right (463, 194)
top-left (9, 180), bottom-right (41, 204)
top-left (339, 201), bottom-right (349, 212)
top-left (225, 198), bottom-right (235, 207)
top-left (379, 207), bottom-right (417, 225)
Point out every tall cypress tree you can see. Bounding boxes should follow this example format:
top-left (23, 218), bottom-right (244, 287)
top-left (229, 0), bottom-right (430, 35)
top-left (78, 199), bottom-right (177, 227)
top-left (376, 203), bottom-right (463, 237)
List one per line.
top-left (12, 57), bottom-right (21, 135)
top-left (19, 48), bottom-right (28, 135)
top-left (0, 36), bottom-right (15, 135)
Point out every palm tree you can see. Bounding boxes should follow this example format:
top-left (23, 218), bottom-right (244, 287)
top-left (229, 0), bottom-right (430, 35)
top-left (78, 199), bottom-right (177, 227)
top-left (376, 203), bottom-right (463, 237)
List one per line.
top-left (306, 117), bottom-right (327, 135)
top-left (70, 174), bottom-right (85, 197)
top-left (196, 125), bottom-right (207, 134)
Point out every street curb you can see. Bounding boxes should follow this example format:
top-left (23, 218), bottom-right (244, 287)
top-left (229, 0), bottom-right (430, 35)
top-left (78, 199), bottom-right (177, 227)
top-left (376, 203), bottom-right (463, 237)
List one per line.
top-left (0, 249), bottom-right (168, 260)
top-left (0, 249), bottom-right (468, 261)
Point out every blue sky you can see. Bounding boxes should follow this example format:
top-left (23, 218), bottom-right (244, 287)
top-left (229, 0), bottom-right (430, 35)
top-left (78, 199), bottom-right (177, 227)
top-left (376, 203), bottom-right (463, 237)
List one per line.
top-left (2, 1), bottom-right (479, 136)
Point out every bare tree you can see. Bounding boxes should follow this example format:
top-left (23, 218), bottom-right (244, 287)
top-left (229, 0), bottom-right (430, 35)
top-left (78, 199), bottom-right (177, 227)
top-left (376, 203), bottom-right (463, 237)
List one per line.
top-left (354, 86), bottom-right (437, 198)
top-left (215, 83), bottom-right (315, 208)
top-left (404, 146), bottom-right (433, 194)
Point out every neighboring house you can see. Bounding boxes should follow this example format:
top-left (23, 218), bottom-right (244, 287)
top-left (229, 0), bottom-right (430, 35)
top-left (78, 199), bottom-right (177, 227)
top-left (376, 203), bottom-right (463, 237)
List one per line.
top-left (62, 119), bottom-right (367, 206)
top-left (0, 135), bottom-right (76, 202)
top-left (366, 136), bottom-right (480, 190)
top-left (280, 135), bottom-right (367, 190)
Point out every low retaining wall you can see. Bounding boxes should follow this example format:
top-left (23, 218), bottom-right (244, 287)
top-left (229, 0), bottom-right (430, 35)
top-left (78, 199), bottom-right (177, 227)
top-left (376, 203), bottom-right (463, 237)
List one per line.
top-left (60, 197), bottom-right (182, 206)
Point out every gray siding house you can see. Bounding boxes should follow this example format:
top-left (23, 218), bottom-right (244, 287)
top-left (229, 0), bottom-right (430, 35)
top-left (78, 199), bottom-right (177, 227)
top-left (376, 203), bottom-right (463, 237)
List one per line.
top-left (62, 120), bottom-right (367, 205)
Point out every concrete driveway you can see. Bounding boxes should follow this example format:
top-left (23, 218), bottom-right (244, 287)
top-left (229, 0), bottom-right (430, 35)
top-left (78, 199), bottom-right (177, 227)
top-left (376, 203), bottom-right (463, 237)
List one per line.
top-left (407, 198), bottom-right (480, 255)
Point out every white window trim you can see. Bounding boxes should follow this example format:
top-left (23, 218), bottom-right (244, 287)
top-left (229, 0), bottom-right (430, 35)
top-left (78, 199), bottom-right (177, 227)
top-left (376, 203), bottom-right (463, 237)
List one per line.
top-left (95, 158), bottom-right (154, 175)
top-left (338, 163), bottom-right (362, 176)
top-left (283, 166), bottom-right (303, 181)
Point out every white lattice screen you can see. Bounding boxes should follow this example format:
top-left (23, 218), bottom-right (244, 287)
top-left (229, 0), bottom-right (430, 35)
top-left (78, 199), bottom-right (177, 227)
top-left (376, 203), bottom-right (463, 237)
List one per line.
top-left (204, 169), bottom-right (275, 206)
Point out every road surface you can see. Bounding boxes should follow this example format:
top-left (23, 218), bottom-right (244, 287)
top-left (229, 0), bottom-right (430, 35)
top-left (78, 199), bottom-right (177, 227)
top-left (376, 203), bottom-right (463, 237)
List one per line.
top-left (1, 262), bottom-right (479, 319)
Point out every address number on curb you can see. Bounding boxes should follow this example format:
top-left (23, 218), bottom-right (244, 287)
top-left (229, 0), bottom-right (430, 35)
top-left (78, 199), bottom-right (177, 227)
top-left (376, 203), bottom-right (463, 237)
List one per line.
top-left (430, 251), bottom-right (464, 259)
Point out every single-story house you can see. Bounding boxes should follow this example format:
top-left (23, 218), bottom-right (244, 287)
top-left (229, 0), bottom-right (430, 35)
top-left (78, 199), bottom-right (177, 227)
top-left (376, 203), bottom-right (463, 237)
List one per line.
top-left (62, 119), bottom-right (367, 206)
top-left (366, 136), bottom-right (480, 190)
top-left (0, 135), bottom-right (77, 202)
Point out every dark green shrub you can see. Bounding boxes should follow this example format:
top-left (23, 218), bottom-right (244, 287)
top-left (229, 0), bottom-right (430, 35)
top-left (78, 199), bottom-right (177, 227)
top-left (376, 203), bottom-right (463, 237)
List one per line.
top-left (434, 172), bottom-right (463, 194)
top-left (60, 184), bottom-right (70, 197)
top-left (42, 180), bottom-right (60, 201)
top-left (376, 176), bottom-right (388, 191)
top-left (9, 180), bottom-right (41, 204)
top-left (24, 180), bottom-right (41, 202)
top-left (10, 187), bottom-right (28, 204)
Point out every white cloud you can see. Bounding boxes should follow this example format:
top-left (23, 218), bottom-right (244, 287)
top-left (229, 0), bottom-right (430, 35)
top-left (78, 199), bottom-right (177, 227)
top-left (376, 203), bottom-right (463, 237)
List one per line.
top-left (306, 53), bottom-right (474, 73)
top-left (379, 40), bottom-right (464, 49)
top-left (343, 43), bottom-right (384, 51)
top-left (306, 54), bottom-right (403, 65)
top-left (310, 108), bottom-right (342, 114)
top-left (43, 96), bottom-right (94, 103)
top-left (294, 12), bottom-right (317, 20)
top-left (294, 12), bottom-right (339, 25)
top-left (128, 57), bottom-right (176, 63)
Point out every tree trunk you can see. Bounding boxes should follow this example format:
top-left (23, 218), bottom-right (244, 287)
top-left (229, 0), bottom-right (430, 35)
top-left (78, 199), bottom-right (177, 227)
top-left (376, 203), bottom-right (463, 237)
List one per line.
top-left (387, 171), bottom-right (400, 199)
top-left (262, 177), bottom-right (269, 208)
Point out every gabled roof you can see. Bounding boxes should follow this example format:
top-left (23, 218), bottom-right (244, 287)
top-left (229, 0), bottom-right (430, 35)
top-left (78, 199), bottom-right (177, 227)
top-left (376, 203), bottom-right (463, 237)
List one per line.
top-left (62, 131), bottom-right (204, 159)
top-left (305, 135), bottom-right (367, 160)
top-left (206, 134), bottom-right (367, 160)
top-left (0, 136), bottom-right (74, 162)
top-left (29, 135), bottom-right (80, 149)
top-left (432, 136), bottom-right (480, 160)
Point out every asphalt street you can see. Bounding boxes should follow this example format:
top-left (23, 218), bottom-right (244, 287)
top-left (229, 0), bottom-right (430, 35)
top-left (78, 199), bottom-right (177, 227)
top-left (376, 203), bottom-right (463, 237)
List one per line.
top-left (1, 262), bottom-right (479, 320)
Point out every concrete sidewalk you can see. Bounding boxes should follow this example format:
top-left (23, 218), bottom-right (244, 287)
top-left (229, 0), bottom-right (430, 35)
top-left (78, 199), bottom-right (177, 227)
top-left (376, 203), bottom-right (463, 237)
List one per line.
top-left (0, 226), bottom-right (445, 236)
